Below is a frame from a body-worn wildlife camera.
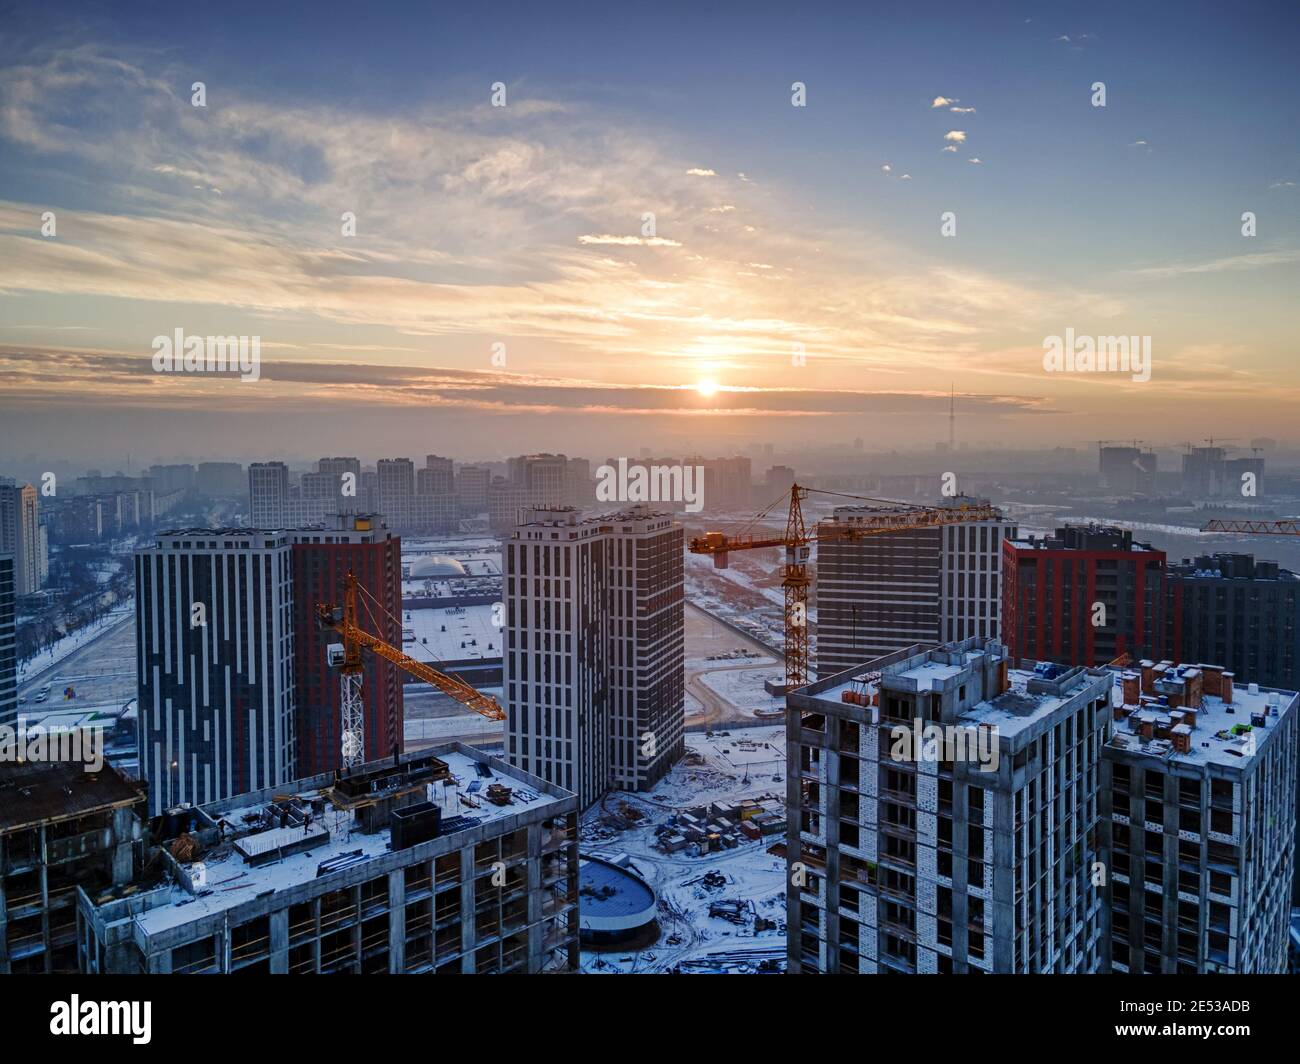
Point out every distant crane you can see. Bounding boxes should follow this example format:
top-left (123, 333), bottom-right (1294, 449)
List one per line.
top-left (1200, 518), bottom-right (1300, 536)
top-left (689, 484), bottom-right (1002, 690)
top-left (317, 570), bottom-right (504, 768)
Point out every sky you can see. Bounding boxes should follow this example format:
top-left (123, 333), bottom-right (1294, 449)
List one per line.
top-left (1, 0), bottom-right (1297, 467)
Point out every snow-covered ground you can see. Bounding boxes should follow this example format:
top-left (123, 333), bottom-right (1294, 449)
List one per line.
top-left (699, 665), bottom-right (785, 716)
top-left (579, 726), bottom-right (789, 974)
top-left (18, 604), bottom-right (134, 685)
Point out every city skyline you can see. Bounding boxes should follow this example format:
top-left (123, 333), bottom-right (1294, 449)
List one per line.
top-left (3, 1), bottom-right (1299, 460)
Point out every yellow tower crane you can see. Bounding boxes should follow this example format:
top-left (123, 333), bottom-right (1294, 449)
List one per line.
top-left (688, 484), bottom-right (1003, 691)
top-left (317, 570), bottom-right (504, 768)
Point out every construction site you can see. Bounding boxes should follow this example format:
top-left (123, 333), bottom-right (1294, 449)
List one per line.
top-left (78, 746), bottom-right (580, 974)
top-left (578, 725), bottom-right (790, 974)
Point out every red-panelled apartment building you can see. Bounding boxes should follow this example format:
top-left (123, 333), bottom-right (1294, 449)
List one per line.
top-left (1002, 524), bottom-right (1166, 667)
top-left (290, 513), bottom-right (404, 775)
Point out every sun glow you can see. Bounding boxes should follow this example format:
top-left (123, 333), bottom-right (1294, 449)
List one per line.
top-left (694, 378), bottom-right (719, 398)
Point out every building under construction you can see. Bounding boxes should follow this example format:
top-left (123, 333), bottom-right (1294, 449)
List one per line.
top-left (1, 761), bottom-right (147, 973)
top-left (78, 745), bottom-right (579, 974)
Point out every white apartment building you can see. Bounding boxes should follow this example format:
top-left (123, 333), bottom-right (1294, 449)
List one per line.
top-left (816, 499), bottom-right (1015, 677)
top-left (0, 481), bottom-right (40, 596)
top-left (504, 504), bottom-right (684, 808)
top-left (247, 462), bottom-right (289, 529)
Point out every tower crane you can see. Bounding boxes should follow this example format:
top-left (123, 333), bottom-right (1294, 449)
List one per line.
top-left (688, 484), bottom-right (1003, 691)
top-left (317, 570), bottom-right (504, 768)
top-left (1200, 518), bottom-right (1300, 535)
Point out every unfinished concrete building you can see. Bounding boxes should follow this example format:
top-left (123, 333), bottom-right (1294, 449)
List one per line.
top-left (1, 761), bottom-right (147, 973)
top-left (78, 745), bottom-right (579, 974)
top-left (1103, 661), bottom-right (1298, 973)
top-left (787, 637), bottom-right (1111, 974)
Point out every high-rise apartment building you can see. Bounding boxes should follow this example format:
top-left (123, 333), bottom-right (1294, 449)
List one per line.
top-left (146, 464), bottom-right (195, 495)
top-left (565, 457), bottom-right (593, 507)
top-left (1102, 661), bottom-right (1297, 972)
top-left (1002, 525), bottom-right (1165, 667)
top-left (488, 476), bottom-right (531, 532)
top-left (135, 528), bottom-right (297, 814)
top-left (418, 455), bottom-right (455, 496)
top-left (195, 461), bottom-right (245, 496)
top-left (504, 504), bottom-right (684, 807)
top-left (455, 465), bottom-right (490, 516)
top-left (684, 454), bottom-right (751, 512)
top-left (786, 638), bottom-right (1111, 973)
top-left (0, 553), bottom-right (15, 728)
top-left (508, 454), bottom-right (569, 507)
top-left (248, 461), bottom-right (289, 528)
top-left (1099, 445), bottom-right (1157, 495)
top-left (290, 514), bottom-right (404, 776)
top-left (0, 481), bottom-right (41, 596)
top-left (1182, 446), bottom-right (1264, 499)
top-left (377, 458), bottom-right (416, 531)
top-left (815, 500), bottom-right (1015, 676)
top-left (1166, 553), bottom-right (1300, 692)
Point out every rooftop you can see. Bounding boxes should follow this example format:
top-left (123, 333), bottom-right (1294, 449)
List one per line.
top-left (402, 603), bottom-right (502, 663)
top-left (130, 746), bottom-right (566, 936)
top-left (0, 760), bottom-right (145, 834)
top-left (1107, 665), bottom-right (1297, 769)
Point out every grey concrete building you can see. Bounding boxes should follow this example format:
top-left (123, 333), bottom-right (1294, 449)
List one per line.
top-left (1, 761), bottom-right (147, 973)
top-left (0, 552), bottom-right (14, 728)
top-left (787, 637), bottom-right (1110, 974)
top-left (77, 746), bottom-right (579, 974)
top-left (1103, 661), bottom-right (1298, 972)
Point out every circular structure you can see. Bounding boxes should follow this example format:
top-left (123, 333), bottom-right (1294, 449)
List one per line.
top-left (408, 555), bottom-right (468, 579)
top-left (578, 855), bottom-right (658, 947)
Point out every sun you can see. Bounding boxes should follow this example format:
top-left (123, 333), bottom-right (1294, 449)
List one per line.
top-left (694, 378), bottom-right (719, 398)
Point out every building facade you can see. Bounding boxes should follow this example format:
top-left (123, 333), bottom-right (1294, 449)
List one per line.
top-left (786, 638), bottom-right (1111, 974)
top-left (0, 481), bottom-right (40, 596)
top-left (135, 529), bottom-right (297, 814)
top-left (1166, 553), bottom-right (1300, 693)
top-left (78, 747), bottom-right (580, 975)
top-left (1102, 662), bottom-right (1297, 972)
top-left (1, 762), bottom-right (146, 973)
top-left (816, 501), bottom-right (1015, 677)
top-left (290, 514), bottom-right (404, 776)
top-left (504, 504), bottom-right (684, 807)
top-left (0, 553), bottom-right (14, 728)
top-left (247, 461), bottom-right (289, 528)
top-left (1002, 525), bottom-right (1165, 668)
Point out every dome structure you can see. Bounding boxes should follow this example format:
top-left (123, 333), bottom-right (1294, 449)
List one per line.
top-left (409, 555), bottom-right (468, 579)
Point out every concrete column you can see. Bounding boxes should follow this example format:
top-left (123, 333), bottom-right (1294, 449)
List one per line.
top-left (38, 825), bottom-right (50, 972)
top-left (526, 823), bottom-right (543, 972)
top-left (269, 909), bottom-right (289, 974)
top-left (0, 835), bottom-right (10, 974)
top-left (460, 844), bottom-right (476, 972)
top-left (312, 898), bottom-right (322, 973)
top-left (387, 869), bottom-right (406, 973)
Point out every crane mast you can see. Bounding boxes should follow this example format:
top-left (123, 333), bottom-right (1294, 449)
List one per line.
top-left (689, 484), bottom-right (1003, 692)
top-left (317, 571), bottom-right (505, 769)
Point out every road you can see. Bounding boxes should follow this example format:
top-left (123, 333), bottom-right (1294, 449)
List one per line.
top-left (683, 602), bottom-right (779, 729)
top-left (17, 610), bottom-right (137, 709)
